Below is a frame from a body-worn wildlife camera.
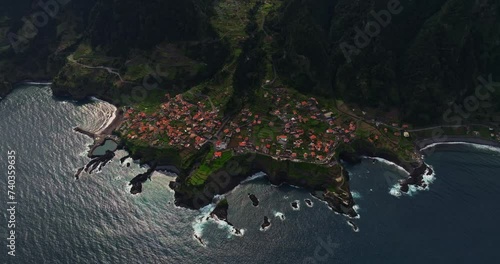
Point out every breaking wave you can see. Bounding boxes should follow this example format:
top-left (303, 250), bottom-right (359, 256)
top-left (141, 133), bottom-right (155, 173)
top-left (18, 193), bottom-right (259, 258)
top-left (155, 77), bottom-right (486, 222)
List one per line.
top-left (241, 171), bottom-right (267, 184)
top-left (389, 165), bottom-right (436, 197)
top-left (363, 156), bottom-right (409, 175)
top-left (420, 142), bottom-right (500, 154)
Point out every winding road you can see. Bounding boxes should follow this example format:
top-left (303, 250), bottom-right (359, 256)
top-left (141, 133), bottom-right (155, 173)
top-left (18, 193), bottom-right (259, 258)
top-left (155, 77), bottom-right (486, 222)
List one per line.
top-left (67, 55), bottom-right (135, 84)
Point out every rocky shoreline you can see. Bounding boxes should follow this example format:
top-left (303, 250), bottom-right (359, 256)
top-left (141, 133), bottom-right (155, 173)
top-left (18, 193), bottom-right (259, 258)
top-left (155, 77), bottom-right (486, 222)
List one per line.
top-left (129, 166), bottom-right (157, 194)
top-left (209, 199), bottom-right (242, 235)
top-left (404, 136), bottom-right (500, 192)
top-left (168, 154), bottom-right (359, 218)
top-left (160, 134), bottom-right (500, 219)
top-left (63, 93), bottom-right (497, 220)
top-left (416, 136), bottom-right (500, 150)
top-left (9, 83), bottom-right (499, 221)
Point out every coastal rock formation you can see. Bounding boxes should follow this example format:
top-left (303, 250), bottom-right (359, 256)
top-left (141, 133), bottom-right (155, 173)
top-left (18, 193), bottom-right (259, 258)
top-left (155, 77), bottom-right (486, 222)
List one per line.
top-left (76, 150), bottom-right (115, 178)
top-left (210, 199), bottom-right (242, 235)
top-left (260, 216), bottom-right (271, 231)
top-left (74, 167), bottom-right (84, 179)
top-left (347, 220), bottom-right (359, 232)
top-left (400, 164), bottom-right (434, 193)
top-left (129, 165), bottom-right (157, 194)
top-left (338, 139), bottom-right (432, 195)
top-left (248, 193), bottom-right (259, 207)
top-left (168, 152), bottom-right (359, 218)
top-left (119, 154), bottom-right (130, 164)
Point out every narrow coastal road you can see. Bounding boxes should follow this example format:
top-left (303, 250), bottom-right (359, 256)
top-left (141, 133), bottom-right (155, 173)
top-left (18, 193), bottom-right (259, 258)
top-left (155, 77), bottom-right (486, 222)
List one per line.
top-left (408, 124), bottom-right (497, 132)
top-left (67, 55), bottom-right (135, 84)
top-left (335, 102), bottom-right (497, 134)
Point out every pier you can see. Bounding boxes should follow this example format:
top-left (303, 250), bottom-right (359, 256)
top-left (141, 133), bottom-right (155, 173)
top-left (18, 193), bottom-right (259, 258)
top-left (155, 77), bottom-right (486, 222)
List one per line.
top-left (74, 127), bottom-right (98, 139)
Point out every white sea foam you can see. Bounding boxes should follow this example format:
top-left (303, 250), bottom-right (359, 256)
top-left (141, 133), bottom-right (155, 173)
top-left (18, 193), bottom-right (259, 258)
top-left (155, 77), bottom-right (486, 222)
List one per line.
top-left (193, 234), bottom-right (207, 247)
top-left (351, 191), bottom-right (362, 199)
top-left (78, 150), bottom-right (89, 157)
top-left (361, 156), bottom-right (438, 197)
top-left (155, 170), bottom-right (178, 178)
top-left (213, 194), bottom-right (226, 203)
top-left (420, 141), bottom-right (500, 154)
top-left (273, 211), bottom-right (286, 221)
top-left (350, 205), bottom-right (361, 219)
top-left (121, 158), bottom-right (134, 167)
top-left (125, 183), bottom-right (134, 195)
top-left (259, 220), bottom-right (271, 232)
top-left (140, 164), bottom-right (151, 170)
top-left (229, 172), bottom-right (269, 197)
top-left (191, 200), bottom-right (243, 243)
top-left (422, 166), bottom-right (436, 186)
top-left (388, 165), bottom-right (436, 198)
top-left (241, 171), bottom-right (267, 183)
top-left (23, 81), bottom-right (52, 85)
top-left (232, 228), bottom-right (245, 237)
top-left (310, 194), bottom-right (329, 207)
top-left (114, 150), bottom-right (129, 159)
top-left (192, 203), bottom-right (216, 245)
top-left (390, 182), bottom-right (421, 197)
top-left (347, 221), bottom-right (360, 233)
top-left (389, 186), bottom-right (402, 197)
top-left (363, 156), bottom-right (409, 175)
top-left (212, 215), bottom-right (242, 239)
top-left (304, 199), bottom-right (314, 207)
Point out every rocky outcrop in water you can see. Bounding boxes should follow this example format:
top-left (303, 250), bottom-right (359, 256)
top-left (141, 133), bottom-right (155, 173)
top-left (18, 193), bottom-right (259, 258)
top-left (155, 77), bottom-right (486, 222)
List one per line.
top-left (129, 165), bottom-right (157, 194)
top-left (210, 199), bottom-right (241, 235)
top-left (75, 150), bottom-right (115, 179)
top-left (248, 193), bottom-right (259, 207)
top-left (120, 154), bottom-right (130, 164)
top-left (260, 216), bottom-right (271, 231)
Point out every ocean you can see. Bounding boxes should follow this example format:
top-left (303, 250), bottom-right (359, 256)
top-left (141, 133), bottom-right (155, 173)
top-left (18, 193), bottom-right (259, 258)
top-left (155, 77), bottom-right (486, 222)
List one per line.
top-left (1, 85), bottom-right (500, 264)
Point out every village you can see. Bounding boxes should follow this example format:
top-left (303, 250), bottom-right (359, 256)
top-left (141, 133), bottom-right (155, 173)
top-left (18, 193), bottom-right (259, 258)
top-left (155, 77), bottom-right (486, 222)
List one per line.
top-left (117, 84), bottom-right (500, 180)
top-left (218, 93), bottom-right (359, 165)
top-left (120, 93), bottom-right (223, 149)
top-left (119, 88), bottom-right (402, 167)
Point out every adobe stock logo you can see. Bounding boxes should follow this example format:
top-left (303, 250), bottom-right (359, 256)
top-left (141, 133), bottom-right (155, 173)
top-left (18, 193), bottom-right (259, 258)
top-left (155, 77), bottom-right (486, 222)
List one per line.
top-left (302, 235), bottom-right (337, 264)
top-left (7, 0), bottom-right (71, 53)
top-left (339, 0), bottom-right (403, 63)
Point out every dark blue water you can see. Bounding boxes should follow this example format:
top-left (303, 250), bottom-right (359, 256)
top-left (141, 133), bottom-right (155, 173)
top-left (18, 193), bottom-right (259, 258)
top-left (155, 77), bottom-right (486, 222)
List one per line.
top-left (1, 86), bottom-right (500, 263)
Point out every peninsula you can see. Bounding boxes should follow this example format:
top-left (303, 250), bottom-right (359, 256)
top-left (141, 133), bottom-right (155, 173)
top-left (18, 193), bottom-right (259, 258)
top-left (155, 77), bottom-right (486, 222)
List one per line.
top-left (2, 0), bottom-right (500, 220)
